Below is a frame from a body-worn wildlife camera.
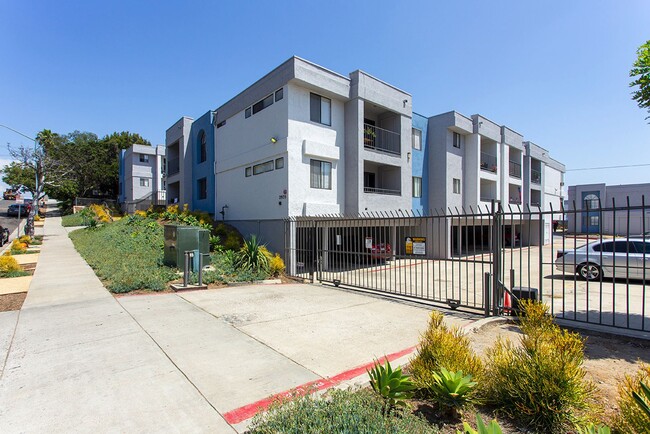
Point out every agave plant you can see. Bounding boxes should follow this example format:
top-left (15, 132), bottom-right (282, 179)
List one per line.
top-left (458, 414), bottom-right (503, 434)
top-left (632, 380), bottom-right (650, 419)
top-left (367, 358), bottom-right (415, 411)
top-left (429, 367), bottom-right (477, 414)
top-left (576, 423), bottom-right (611, 434)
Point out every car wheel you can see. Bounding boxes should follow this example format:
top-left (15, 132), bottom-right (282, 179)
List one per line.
top-left (578, 263), bottom-right (601, 281)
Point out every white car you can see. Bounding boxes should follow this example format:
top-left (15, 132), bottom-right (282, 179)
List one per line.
top-left (555, 238), bottom-right (650, 281)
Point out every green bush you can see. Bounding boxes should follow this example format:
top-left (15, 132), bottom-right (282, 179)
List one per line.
top-left (483, 301), bottom-right (594, 432)
top-left (248, 388), bottom-right (436, 434)
top-left (410, 311), bottom-right (483, 396)
top-left (69, 216), bottom-right (176, 293)
top-left (613, 364), bottom-right (650, 434)
top-left (212, 222), bottom-right (243, 250)
top-left (459, 414), bottom-right (503, 434)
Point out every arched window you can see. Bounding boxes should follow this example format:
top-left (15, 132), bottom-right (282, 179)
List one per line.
top-left (583, 194), bottom-right (599, 210)
top-left (198, 130), bottom-right (207, 163)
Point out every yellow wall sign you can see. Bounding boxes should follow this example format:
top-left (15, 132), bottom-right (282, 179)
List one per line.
top-left (405, 237), bottom-right (426, 255)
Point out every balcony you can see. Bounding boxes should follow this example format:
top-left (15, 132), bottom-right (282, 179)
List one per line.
top-left (531, 169), bottom-right (541, 185)
top-left (168, 158), bottom-right (180, 176)
top-left (480, 152), bottom-right (497, 173)
top-left (509, 161), bottom-right (522, 179)
top-left (363, 186), bottom-right (401, 196)
top-left (364, 123), bottom-right (400, 156)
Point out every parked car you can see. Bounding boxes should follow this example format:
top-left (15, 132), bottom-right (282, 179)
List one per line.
top-left (7, 204), bottom-right (29, 217)
top-left (0, 225), bottom-right (9, 246)
top-left (555, 238), bottom-right (650, 281)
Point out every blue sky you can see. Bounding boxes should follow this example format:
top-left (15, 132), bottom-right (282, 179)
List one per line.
top-left (0, 0), bottom-right (649, 193)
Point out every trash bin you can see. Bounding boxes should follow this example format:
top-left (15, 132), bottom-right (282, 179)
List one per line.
top-left (164, 225), bottom-right (210, 272)
top-left (510, 287), bottom-right (538, 316)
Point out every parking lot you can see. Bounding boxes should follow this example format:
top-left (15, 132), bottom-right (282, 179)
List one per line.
top-left (308, 234), bottom-right (650, 332)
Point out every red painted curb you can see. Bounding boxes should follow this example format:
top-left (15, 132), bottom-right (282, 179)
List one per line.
top-left (222, 345), bottom-right (418, 425)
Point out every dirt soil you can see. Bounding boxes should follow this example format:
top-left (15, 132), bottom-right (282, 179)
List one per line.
top-left (0, 292), bottom-right (27, 312)
top-left (466, 320), bottom-right (650, 425)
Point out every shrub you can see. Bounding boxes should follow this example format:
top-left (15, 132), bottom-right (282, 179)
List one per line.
top-left (236, 235), bottom-right (270, 273)
top-left (483, 301), bottom-right (594, 432)
top-left (410, 311), bottom-right (483, 395)
top-left (213, 222), bottom-right (243, 250)
top-left (248, 388), bottom-right (436, 434)
top-left (0, 255), bottom-right (22, 273)
top-left (89, 204), bottom-right (112, 223)
top-left (428, 368), bottom-right (477, 416)
top-left (576, 423), bottom-right (611, 434)
top-left (367, 358), bottom-right (416, 411)
top-left (18, 235), bottom-right (31, 245)
top-left (268, 253), bottom-right (285, 276)
top-left (34, 214), bottom-right (42, 221)
top-left (10, 239), bottom-right (27, 254)
top-left (613, 364), bottom-right (650, 433)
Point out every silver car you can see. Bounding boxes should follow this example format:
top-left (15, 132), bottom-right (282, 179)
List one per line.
top-left (555, 238), bottom-right (650, 281)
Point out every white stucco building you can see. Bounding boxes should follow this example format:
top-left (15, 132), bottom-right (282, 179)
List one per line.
top-left (118, 144), bottom-right (166, 212)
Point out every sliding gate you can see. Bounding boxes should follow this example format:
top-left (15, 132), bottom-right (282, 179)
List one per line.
top-left (285, 201), bottom-right (650, 333)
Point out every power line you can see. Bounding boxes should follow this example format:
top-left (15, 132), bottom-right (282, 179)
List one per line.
top-left (567, 163), bottom-right (650, 172)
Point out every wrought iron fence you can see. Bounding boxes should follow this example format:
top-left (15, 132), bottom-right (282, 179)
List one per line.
top-left (285, 197), bottom-right (650, 333)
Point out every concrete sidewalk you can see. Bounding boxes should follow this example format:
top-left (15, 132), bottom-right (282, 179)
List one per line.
top-left (0, 210), bottom-right (234, 433)
top-left (0, 207), bottom-right (479, 433)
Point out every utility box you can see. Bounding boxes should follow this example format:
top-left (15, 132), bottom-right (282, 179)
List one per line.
top-left (164, 224), bottom-right (210, 272)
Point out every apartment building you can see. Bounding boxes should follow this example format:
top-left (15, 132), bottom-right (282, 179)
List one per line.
top-left (567, 183), bottom-right (650, 235)
top-left (118, 144), bottom-right (166, 212)
top-left (161, 56), bottom-right (565, 257)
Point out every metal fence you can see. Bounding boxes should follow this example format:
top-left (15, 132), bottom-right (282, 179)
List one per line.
top-left (285, 199), bottom-right (650, 333)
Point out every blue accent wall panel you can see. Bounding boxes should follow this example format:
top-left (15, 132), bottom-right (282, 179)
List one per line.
top-left (190, 110), bottom-right (215, 215)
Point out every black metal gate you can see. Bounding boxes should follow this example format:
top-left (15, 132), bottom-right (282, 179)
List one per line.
top-left (285, 199), bottom-right (650, 333)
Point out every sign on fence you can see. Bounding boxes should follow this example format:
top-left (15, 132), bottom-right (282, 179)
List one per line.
top-left (405, 237), bottom-right (426, 255)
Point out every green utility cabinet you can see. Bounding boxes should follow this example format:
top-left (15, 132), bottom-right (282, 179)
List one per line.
top-left (163, 224), bottom-right (210, 272)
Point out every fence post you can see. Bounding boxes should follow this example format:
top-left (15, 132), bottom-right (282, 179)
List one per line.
top-left (491, 200), bottom-right (503, 315)
top-left (484, 272), bottom-right (491, 317)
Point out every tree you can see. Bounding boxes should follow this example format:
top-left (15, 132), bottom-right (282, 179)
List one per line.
top-left (630, 40), bottom-right (650, 122)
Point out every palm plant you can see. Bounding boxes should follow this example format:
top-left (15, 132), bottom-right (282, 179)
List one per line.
top-left (428, 368), bottom-right (477, 416)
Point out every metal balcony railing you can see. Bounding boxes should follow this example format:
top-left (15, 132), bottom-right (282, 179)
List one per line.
top-left (509, 161), bottom-right (522, 178)
top-left (480, 195), bottom-right (497, 202)
top-left (531, 168), bottom-right (541, 184)
top-left (363, 123), bottom-right (400, 155)
top-left (364, 186), bottom-right (401, 196)
top-left (168, 158), bottom-right (180, 176)
top-left (480, 152), bottom-right (497, 173)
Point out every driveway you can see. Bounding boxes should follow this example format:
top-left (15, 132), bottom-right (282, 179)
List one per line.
top-left (116, 283), bottom-right (473, 431)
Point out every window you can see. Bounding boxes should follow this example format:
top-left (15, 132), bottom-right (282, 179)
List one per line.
top-left (453, 178), bottom-right (461, 194)
top-left (310, 93), bottom-right (331, 125)
top-left (453, 132), bottom-right (461, 148)
top-left (253, 160), bottom-right (274, 175)
top-left (139, 154), bottom-right (149, 163)
top-left (139, 178), bottom-right (150, 187)
top-left (584, 194), bottom-right (600, 210)
top-left (275, 157), bottom-right (284, 169)
top-left (633, 241), bottom-right (650, 254)
top-left (245, 167), bottom-right (252, 177)
top-left (412, 177), bottom-right (422, 198)
top-left (412, 128), bottom-right (422, 150)
top-left (245, 107), bottom-right (251, 118)
top-left (197, 178), bottom-right (207, 200)
top-left (310, 159), bottom-right (331, 189)
top-left (253, 94), bottom-right (274, 115)
top-left (589, 216), bottom-right (599, 227)
top-left (275, 88), bottom-right (283, 102)
top-left (198, 130), bottom-right (207, 163)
